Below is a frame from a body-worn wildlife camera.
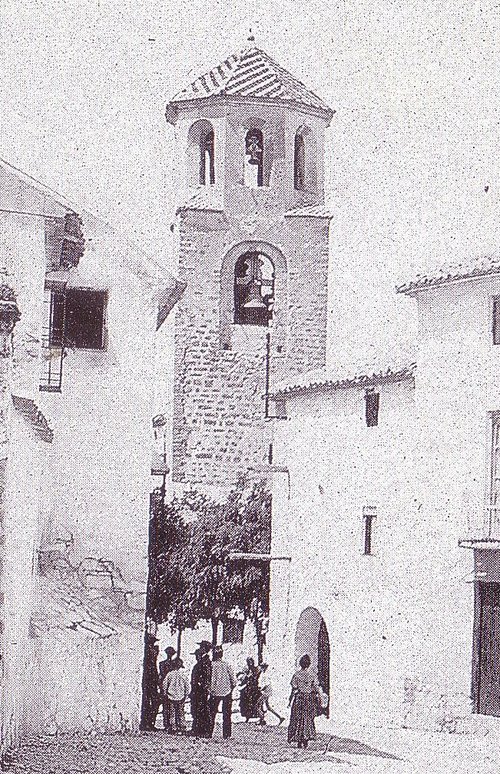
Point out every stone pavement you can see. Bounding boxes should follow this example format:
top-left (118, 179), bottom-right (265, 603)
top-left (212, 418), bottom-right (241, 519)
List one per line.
top-left (11, 720), bottom-right (500, 773)
top-left (11, 723), bottom-right (398, 774)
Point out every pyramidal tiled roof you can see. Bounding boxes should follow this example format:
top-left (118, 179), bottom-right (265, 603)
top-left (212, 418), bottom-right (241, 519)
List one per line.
top-left (168, 46), bottom-right (333, 119)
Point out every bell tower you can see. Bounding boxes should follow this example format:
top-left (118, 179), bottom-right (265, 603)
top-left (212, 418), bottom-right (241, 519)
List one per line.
top-left (166, 43), bottom-right (334, 487)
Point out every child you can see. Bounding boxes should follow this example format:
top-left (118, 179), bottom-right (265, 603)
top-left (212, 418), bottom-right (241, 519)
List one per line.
top-left (258, 663), bottom-right (285, 726)
top-left (162, 658), bottom-right (190, 733)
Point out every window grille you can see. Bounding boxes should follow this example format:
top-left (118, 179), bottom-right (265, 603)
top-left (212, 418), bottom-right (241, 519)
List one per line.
top-left (493, 297), bottom-right (500, 345)
top-left (294, 132), bottom-right (306, 190)
top-left (39, 290), bottom-right (65, 392)
top-left (489, 417), bottom-right (500, 536)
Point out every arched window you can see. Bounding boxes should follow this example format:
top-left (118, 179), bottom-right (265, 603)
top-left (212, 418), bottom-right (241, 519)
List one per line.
top-left (187, 120), bottom-right (215, 186)
top-left (294, 132), bottom-right (306, 190)
top-left (234, 251), bottom-right (274, 326)
top-left (293, 126), bottom-right (316, 192)
top-left (244, 129), bottom-right (264, 188)
top-left (200, 128), bottom-right (215, 185)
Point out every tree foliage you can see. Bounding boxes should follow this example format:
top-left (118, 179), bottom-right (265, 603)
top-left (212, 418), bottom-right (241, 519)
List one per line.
top-left (148, 478), bottom-right (271, 652)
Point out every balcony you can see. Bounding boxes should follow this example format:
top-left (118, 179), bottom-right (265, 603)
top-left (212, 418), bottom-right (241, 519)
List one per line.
top-left (459, 501), bottom-right (500, 549)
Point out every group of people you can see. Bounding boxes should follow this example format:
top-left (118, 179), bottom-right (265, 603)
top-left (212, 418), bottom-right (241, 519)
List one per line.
top-left (143, 633), bottom-right (327, 748)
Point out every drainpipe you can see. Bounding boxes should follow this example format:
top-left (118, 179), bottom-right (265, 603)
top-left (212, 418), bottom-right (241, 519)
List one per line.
top-left (265, 330), bottom-right (271, 419)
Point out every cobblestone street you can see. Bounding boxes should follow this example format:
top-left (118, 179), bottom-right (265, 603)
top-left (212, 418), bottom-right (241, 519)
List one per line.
top-left (11, 723), bottom-right (399, 774)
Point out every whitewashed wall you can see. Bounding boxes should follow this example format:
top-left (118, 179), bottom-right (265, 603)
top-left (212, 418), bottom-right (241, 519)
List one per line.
top-left (269, 377), bottom-right (417, 726)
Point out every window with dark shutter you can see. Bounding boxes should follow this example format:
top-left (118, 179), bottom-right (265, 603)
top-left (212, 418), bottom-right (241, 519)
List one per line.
top-left (65, 289), bottom-right (106, 350)
top-left (493, 297), bottom-right (500, 345)
top-left (365, 390), bottom-right (380, 427)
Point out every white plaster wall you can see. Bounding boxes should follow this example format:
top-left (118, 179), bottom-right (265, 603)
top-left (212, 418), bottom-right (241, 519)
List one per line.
top-left (0, 173), bottom-right (176, 741)
top-left (406, 277), bottom-right (500, 723)
top-left (269, 276), bottom-right (500, 730)
top-left (38, 222), bottom-right (158, 583)
top-left (0, 213), bottom-right (46, 399)
top-left (269, 378), bottom-right (417, 727)
top-left (2, 411), bottom-right (43, 747)
top-left (32, 221), bottom-right (161, 733)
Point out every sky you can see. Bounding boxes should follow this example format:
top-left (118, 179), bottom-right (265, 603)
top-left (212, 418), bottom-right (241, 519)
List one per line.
top-left (1, 0), bottom-right (500, 364)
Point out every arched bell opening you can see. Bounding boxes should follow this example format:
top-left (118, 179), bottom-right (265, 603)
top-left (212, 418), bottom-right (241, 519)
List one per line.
top-left (234, 251), bottom-right (275, 327)
top-left (187, 119), bottom-right (215, 187)
top-left (293, 125), bottom-right (316, 193)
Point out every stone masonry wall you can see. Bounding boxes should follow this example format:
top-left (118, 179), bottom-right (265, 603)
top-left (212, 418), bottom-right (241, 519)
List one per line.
top-left (172, 206), bottom-right (329, 485)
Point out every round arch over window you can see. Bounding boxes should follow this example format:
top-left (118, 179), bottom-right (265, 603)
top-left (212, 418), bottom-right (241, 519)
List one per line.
top-left (234, 251), bottom-right (274, 326)
top-left (187, 120), bottom-right (215, 186)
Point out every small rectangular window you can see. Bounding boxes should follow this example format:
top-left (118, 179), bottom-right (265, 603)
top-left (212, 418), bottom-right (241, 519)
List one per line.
top-left (65, 288), bottom-right (106, 350)
top-left (365, 390), bottom-right (380, 427)
top-left (363, 506), bottom-right (377, 555)
top-left (493, 297), bottom-right (500, 345)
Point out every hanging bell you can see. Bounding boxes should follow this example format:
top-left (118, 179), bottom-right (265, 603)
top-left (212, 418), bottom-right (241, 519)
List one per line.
top-left (242, 279), bottom-right (267, 309)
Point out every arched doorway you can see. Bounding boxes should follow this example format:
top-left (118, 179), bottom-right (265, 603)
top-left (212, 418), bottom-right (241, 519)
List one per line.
top-left (295, 607), bottom-right (330, 716)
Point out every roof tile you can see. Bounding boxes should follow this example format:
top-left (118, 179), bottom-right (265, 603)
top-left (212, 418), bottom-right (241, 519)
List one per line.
top-left (272, 362), bottom-right (416, 397)
top-left (168, 46), bottom-right (333, 119)
top-left (397, 254), bottom-right (500, 294)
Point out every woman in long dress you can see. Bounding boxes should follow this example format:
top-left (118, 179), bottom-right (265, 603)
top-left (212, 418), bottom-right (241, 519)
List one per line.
top-left (238, 657), bottom-right (261, 721)
top-left (287, 654), bottom-right (319, 749)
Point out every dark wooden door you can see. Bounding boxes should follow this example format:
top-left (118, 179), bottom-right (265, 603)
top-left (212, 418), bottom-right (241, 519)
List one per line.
top-left (477, 582), bottom-right (500, 716)
top-left (317, 619), bottom-right (330, 716)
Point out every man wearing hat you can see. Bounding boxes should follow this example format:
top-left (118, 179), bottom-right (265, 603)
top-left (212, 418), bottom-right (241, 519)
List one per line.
top-left (209, 646), bottom-right (236, 740)
top-left (190, 641), bottom-right (212, 737)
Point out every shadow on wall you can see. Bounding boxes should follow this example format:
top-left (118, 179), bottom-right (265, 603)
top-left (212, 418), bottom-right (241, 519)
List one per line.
top-left (20, 531), bottom-right (147, 735)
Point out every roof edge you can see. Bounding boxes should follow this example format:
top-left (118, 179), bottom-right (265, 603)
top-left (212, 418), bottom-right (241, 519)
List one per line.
top-left (166, 93), bottom-right (335, 124)
top-left (271, 363), bottom-right (417, 398)
top-left (397, 265), bottom-right (500, 295)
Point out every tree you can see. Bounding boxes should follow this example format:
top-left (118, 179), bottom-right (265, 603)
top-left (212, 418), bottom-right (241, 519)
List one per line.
top-left (148, 478), bottom-right (271, 656)
top-left (148, 489), bottom-right (204, 651)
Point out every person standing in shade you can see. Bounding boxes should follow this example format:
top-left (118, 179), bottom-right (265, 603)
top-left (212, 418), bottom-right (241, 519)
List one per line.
top-left (287, 654), bottom-right (319, 749)
top-left (238, 657), bottom-right (261, 721)
top-left (140, 633), bottom-right (161, 731)
top-left (163, 658), bottom-right (190, 734)
top-left (209, 646), bottom-right (236, 739)
top-left (159, 646), bottom-right (177, 682)
top-left (158, 646), bottom-right (177, 730)
top-left (190, 640), bottom-right (212, 737)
